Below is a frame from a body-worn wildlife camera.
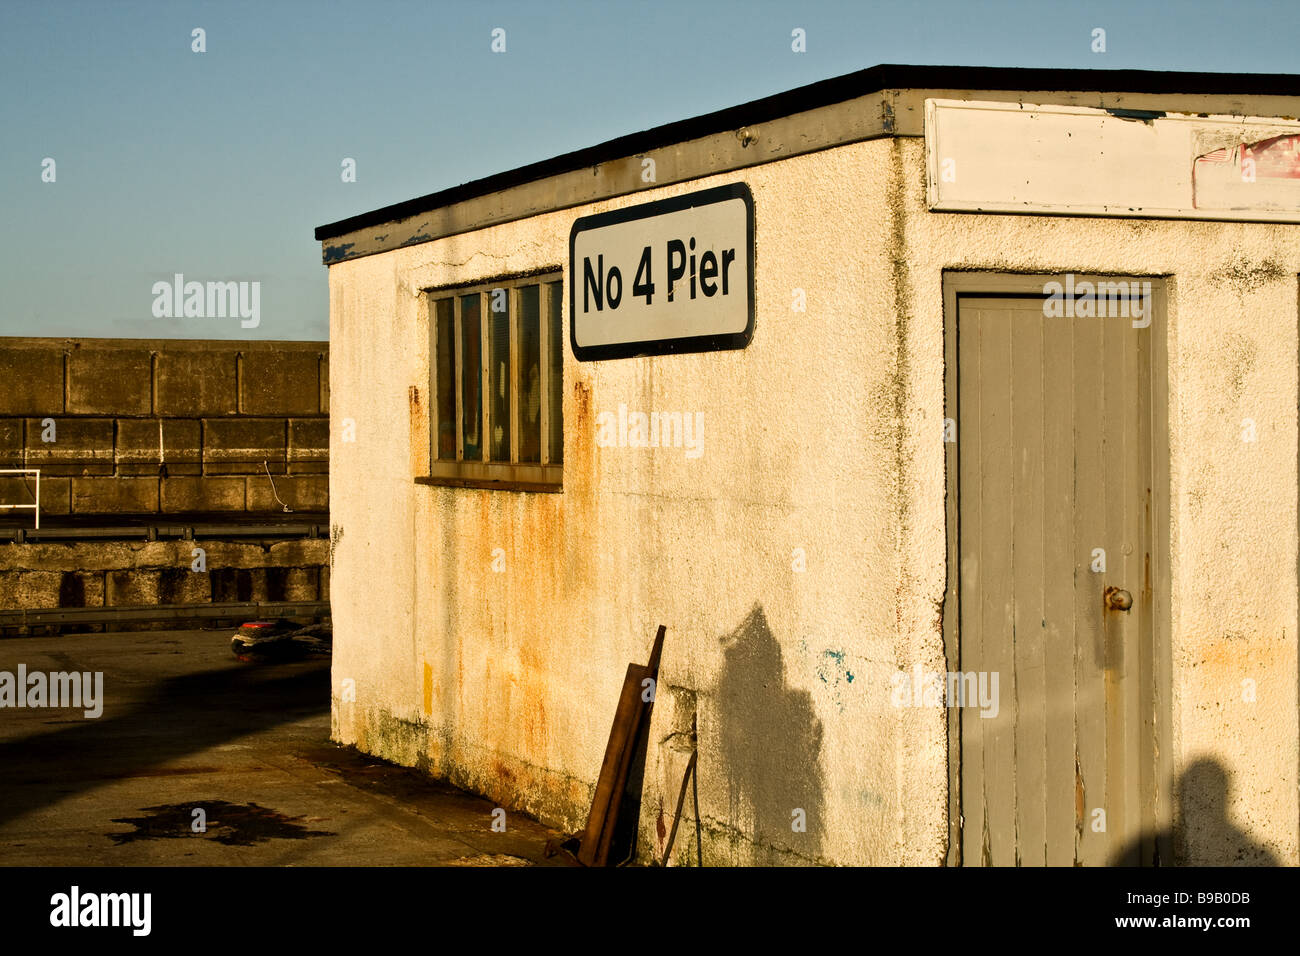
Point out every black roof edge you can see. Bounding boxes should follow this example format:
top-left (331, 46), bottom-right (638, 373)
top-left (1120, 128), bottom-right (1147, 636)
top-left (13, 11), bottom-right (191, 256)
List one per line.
top-left (314, 62), bottom-right (1300, 242)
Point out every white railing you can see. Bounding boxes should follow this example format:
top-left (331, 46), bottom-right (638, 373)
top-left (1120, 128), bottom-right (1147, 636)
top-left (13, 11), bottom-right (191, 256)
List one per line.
top-left (0, 468), bottom-right (40, 529)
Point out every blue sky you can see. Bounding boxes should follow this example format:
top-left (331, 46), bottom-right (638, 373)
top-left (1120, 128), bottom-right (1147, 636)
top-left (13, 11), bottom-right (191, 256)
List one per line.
top-left (2, 0), bottom-right (1297, 341)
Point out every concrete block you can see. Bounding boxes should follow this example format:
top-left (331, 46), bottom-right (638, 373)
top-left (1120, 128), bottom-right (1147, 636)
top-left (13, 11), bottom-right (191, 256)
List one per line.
top-left (116, 418), bottom-right (202, 474)
top-left (163, 419), bottom-right (203, 467)
top-left (24, 418), bottom-right (115, 475)
top-left (37, 476), bottom-right (71, 514)
top-left (246, 474), bottom-right (327, 512)
top-left (156, 350), bottom-right (238, 416)
top-left (210, 567), bottom-right (266, 602)
top-left (288, 461), bottom-right (328, 475)
top-left (265, 539), bottom-right (329, 567)
top-left (0, 475), bottom-right (68, 516)
top-left (0, 570), bottom-right (62, 607)
top-left (282, 566), bottom-right (320, 602)
top-left (71, 477), bottom-right (159, 514)
top-left (0, 571), bottom-right (19, 607)
top-left (242, 351), bottom-right (321, 416)
top-left (106, 569), bottom-right (161, 606)
top-left (0, 420), bottom-right (23, 467)
top-left (58, 570), bottom-right (105, 608)
top-left (0, 474), bottom-right (33, 505)
top-left (161, 476), bottom-right (246, 513)
top-left (115, 418), bottom-right (163, 474)
top-left (210, 568), bottom-right (245, 602)
top-left (157, 566), bottom-right (212, 604)
top-left (264, 566), bottom-right (290, 601)
top-left (67, 349), bottom-right (152, 415)
top-left (288, 418), bottom-right (329, 462)
top-left (0, 348), bottom-right (63, 415)
top-left (203, 418), bottom-right (286, 473)
top-left (247, 567), bottom-right (269, 602)
top-left (320, 356), bottom-right (329, 414)
top-left (159, 463), bottom-right (203, 477)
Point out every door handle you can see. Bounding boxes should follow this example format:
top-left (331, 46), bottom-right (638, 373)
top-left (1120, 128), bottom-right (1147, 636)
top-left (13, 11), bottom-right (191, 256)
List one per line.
top-left (1104, 586), bottom-right (1133, 611)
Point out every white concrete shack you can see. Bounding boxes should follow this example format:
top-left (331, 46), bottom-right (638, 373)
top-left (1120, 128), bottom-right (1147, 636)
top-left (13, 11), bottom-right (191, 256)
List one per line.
top-left (317, 64), bottom-right (1300, 866)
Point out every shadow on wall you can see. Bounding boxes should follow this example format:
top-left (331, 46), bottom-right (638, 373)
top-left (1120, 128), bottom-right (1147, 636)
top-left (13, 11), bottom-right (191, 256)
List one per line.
top-left (1110, 758), bottom-right (1281, 866)
top-left (715, 604), bottom-right (825, 861)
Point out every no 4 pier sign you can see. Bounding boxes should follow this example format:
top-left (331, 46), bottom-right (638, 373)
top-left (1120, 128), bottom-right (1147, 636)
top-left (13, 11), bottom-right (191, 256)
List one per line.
top-left (569, 183), bottom-right (754, 361)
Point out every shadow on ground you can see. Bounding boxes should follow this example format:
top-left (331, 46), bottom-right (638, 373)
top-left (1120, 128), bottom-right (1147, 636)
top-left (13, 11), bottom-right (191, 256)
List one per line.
top-left (0, 658), bottom-right (329, 827)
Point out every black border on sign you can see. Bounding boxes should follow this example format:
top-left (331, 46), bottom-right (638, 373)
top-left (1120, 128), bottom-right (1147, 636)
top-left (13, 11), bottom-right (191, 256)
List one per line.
top-left (568, 182), bottom-right (755, 362)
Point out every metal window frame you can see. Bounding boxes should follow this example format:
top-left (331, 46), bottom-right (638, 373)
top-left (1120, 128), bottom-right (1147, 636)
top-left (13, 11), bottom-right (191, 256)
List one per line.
top-left (425, 273), bottom-right (563, 489)
top-left (510, 285), bottom-right (520, 465)
top-left (429, 297), bottom-right (457, 466)
top-left (512, 283), bottom-right (543, 466)
top-left (486, 284), bottom-right (512, 465)
top-left (541, 279), bottom-right (556, 467)
top-left (543, 279), bottom-right (563, 466)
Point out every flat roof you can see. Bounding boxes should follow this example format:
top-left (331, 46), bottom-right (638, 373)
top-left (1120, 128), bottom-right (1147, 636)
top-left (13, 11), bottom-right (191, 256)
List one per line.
top-left (315, 62), bottom-right (1300, 243)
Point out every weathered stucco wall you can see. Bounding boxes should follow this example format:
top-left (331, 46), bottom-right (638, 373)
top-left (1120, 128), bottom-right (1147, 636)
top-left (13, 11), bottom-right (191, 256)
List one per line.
top-left (329, 134), bottom-right (1300, 865)
top-left (329, 141), bottom-right (939, 865)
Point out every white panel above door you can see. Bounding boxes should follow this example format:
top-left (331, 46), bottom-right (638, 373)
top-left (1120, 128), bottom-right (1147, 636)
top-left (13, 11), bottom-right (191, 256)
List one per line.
top-left (926, 98), bottom-right (1300, 223)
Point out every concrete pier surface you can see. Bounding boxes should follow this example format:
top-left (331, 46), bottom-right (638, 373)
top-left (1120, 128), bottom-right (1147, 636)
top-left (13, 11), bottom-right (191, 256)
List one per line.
top-left (0, 628), bottom-right (562, 866)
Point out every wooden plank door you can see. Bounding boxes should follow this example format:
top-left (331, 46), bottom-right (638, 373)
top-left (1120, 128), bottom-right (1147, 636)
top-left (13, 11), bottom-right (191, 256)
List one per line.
top-left (944, 275), bottom-right (1164, 866)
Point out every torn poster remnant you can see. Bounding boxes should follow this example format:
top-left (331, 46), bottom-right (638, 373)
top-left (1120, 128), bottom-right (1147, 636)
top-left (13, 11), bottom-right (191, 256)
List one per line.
top-left (1194, 133), bottom-right (1300, 211)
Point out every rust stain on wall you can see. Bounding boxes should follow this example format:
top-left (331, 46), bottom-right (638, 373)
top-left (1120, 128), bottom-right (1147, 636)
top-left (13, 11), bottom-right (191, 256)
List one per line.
top-left (408, 384), bottom-right (428, 474)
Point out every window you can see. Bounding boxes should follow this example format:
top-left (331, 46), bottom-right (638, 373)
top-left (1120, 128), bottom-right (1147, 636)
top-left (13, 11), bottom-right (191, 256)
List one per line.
top-left (427, 274), bottom-right (563, 489)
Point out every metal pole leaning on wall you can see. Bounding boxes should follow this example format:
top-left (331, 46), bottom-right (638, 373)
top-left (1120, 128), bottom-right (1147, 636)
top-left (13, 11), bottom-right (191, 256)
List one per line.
top-left (660, 712), bottom-right (702, 867)
top-left (692, 714), bottom-right (702, 867)
top-left (660, 749), bottom-right (697, 866)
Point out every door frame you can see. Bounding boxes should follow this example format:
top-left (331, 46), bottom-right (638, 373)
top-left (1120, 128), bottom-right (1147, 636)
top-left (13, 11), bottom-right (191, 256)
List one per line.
top-left (941, 270), bottom-right (1172, 866)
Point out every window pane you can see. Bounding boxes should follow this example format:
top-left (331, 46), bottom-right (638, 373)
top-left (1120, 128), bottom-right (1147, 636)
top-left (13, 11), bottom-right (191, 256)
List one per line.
top-left (517, 285), bottom-right (541, 463)
top-left (547, 281), bottom-right (563, 464)
top-left (489, 289), bottom-right (512, 462)
top-left (434, 299), bottom-right (456, 460)
top-left (461, 294), bottom-right (482, 461)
